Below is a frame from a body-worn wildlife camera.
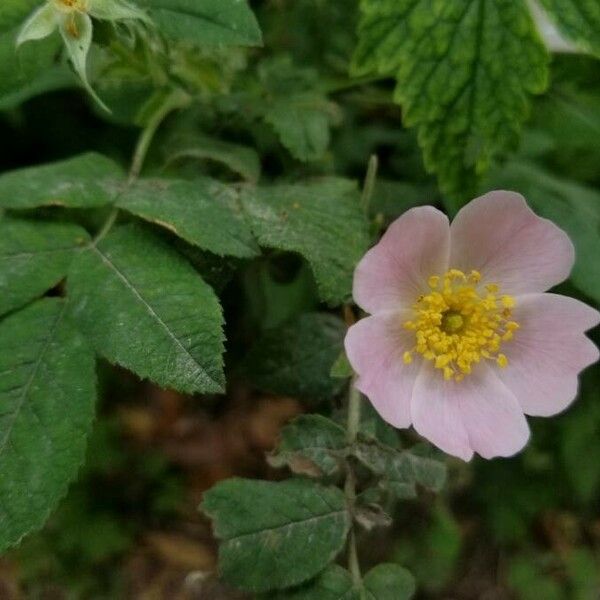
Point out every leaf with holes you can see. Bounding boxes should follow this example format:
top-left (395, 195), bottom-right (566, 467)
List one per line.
top-left (0, 218), bottom-right (89, 317)
top-left (353, 0), bottom-right (549, 207)
top-left (0, 153), bottom-right (124, 209)
top-left (0, 298), bottom-right (96, 552)
top-left (117, 177), bottom-right (259, 258)
top-left (136, 0), bottom-right (262, 46)
top-left (538, 0), bottom-right (600, 56)
top-left (67, 224), bottom-right (225, 394)
top-left (269, 415), bottom-right (347, 478)
top-left (241, 179), bottom-right (369, 304)
top-left (202, 477), bottom-right (351, 592)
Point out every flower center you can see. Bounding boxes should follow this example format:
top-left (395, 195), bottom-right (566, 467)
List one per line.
top-left (52, 0), bottom-right (88, 13)
top-left (402, 269), bottom-right (520, 382)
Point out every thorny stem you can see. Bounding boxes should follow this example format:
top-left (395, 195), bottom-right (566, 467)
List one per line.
top-left (92, 88), bottom-right (190, 245)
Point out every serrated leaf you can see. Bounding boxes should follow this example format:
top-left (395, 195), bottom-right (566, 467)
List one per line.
top-left (538, 0), bottom-right (600, 56)
top-left (67, 224), bottom-right (225, 394)
top-left (353, 439), bottom-right (446, 499)
top-left (117, 177), bottom-right (259, 258)
top-left (362, 564), bottom-right (416, 600)
top-left (269, 415), bottom-right (347, 477)
top-left (0, 298), bottom-right (96, 552)
top-left (265, 92), bottom-right (336, 162)
top-left (241, 179), bottom-right (369, 304)
top-left (353, 0), bottom-right (549, 205)
top-left (0, 217), bottom-right (89, 317)
top-left (136, 0), bottom-right (262, 47)
top-left (487, 160), bottom-right (600, 302)
top-left (265, 566), bottom-right (360, 600)
top-left (202, 477), bottom-right (351, 592)
top-left (166, 134), bottom-right (261, 183)
top-left (241, 312), bottom-right (347, 403)
top-left (0, 153), bottom-right (124, 209)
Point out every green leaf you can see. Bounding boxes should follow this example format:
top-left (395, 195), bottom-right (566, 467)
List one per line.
top-left (0, 298), bottom-right (96, 552)
top-left (241, 179), bottom-right (369, 304)
top-left (0, 0), bottom-right (42, 32)
top-left (136, 0), bottom-right (262, 47)
top-left (362, 564), bottom-right (416, 600)
top-left (266, 566), bottom-right (360, 600)
top-left (165, 134), bottom-right (261, 183)
top-left (487, 160), bottom-right (600, 302)
top-left (117, 177), bottom-right (259, 258)
top-left (67, 224), bottom-right (225, 394)
top-left (0, 217), bottom-right (89, 317)
top-left (330, 351), bottom-right (354, 380)
top-left (202, 477), bottom-right (351, 592)
top-left (269, 415), bottom-right (347, 478)
top-left (538, 0), bottom-right (600, 57)
top-left (0, 153), bottom-right (124, 210)
top-left (241, 312), bottom-right (347, 403)
top-left (353, 0), bottom-right (549, 205)
top-left (353, 439), bottom-right (447, 499)
top-left (259, 56), bottom-right (338, 162)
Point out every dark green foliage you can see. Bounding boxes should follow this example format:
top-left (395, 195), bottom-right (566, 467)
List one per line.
top-left (0, 217), bottom-right (89, 316)
top-left (68, 224), bottom-right (225, 394)
top-left (0, 299), bottom-right (96, 551)
top-left (202, 478), bottom-right (351, 592)
top-left (241, 313), bottom-right (347, 402)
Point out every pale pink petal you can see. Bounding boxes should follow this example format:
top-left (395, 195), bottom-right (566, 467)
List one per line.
top-left (345, 311), bottom-right (419, 428)
top-left (450, 191), bottom-right (574, 294)
top-left (353, 207), bottom-right (450, 313)
top-left (499, 293), bottom-right (600, 416)
top-left (411, 363), bottom-right (530, 460)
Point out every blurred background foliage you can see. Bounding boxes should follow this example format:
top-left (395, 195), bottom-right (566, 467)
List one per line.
top-left (0, 0), bottom-right (599, 598)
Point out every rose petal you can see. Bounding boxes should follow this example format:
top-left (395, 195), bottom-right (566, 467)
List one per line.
top-left (412, 362), bottom-right (530, 460)
top-left (345, 311), bottom-right (418, 428)
top-left (353, 207), bottom-right (450, 313)
top-left (499, 293), bottom-right (600, 416)
top-left (450, 191), bottom-right (574, 294)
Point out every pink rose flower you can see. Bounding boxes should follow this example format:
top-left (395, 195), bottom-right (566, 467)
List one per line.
top-left (345, 191), bottom-right (599, 461)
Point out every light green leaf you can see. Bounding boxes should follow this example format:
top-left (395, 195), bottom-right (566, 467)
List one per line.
top-left (241, 312), bottom-right (347, 403)
top-left (487, 160), bottom-right (600, 302)
top-left (538, 0), bottom-right (600, 56)
top-left (136, 0), bottom-right (262, 46)
top-left (67, 224), bottom-right (225, 394)
top-left (202, 477), bottom-right (351, 592)
top-left (0, 298), bottom-right (96, 552)
top-left (269, 415), bottom-right (347, 478)
top-left (266, 566), bottom-right (360, 600)
top-left (0, 217), bottom-right (89, 317)
top-left (330, 351), bottom-right (354, 380)
top-left (117, 177), bottom-right (259, 258)
top-left (0, 152), bottom-right (124, 209)
top-left (362, 564), bottom-right (416, 600)
top-left (353, 0), bottom-right (549, 206)
top-left (166, 134), bottom-right (261, 183)
top-left (353, 439), bottom-right (447, 499)
top-left (241, 179), bottom-right (369, 305)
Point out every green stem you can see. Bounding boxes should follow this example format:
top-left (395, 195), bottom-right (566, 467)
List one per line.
top-left (345, 380), bottom-right (362, 589)
top-left (361, 154), bottom-right (378, 215)
top-left (93, 88), bottom-right (190, 245)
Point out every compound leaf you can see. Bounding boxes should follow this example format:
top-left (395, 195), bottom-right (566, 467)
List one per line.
top-left (202, 478), bottom-right (351, 592)
top-left (68, 224), bottom-right (225, 394)
top-left (0, 217), bottom-right (89, 317)
top-left (0, 298), bottom-right (96, 551)
top-left (241, 179), bottom-right (369, 304)
top-left (117, 177), bottom-right (259, 258)
top-left (0, 153), bottom-right (124, 210)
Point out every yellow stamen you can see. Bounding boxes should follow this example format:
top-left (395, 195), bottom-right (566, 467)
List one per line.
top-left (403, 269), bottom-right (518, 382)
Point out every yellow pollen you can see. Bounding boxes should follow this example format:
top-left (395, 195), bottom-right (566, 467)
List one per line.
top-left (403, 269), bottom-right (519, 382)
